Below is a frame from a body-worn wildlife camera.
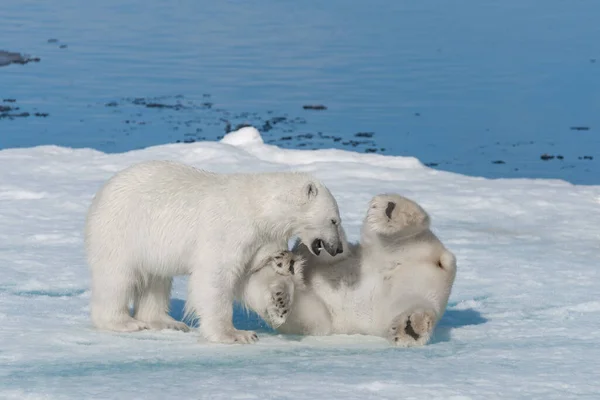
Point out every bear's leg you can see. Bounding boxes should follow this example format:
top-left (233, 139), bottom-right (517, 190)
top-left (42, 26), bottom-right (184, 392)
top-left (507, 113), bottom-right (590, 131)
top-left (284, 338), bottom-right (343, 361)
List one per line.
top-left (242, 266), bottom-right (295, 328)
top-left (276, 288), bottom-right (333, 336)
top-left (387, 308), bottom-right (436, 347)
top-left (90, 264), bottom-right (149, 332)
top-left (188, 268), bottom-right (258, 344)
top-left (133, 275), bottom-right (190, 332)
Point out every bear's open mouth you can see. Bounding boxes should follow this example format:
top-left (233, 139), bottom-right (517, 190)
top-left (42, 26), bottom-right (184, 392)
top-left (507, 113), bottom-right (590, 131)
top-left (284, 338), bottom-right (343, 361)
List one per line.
top-left (311, 239), bottom-right (324, 255)
top-left (310, 238), bottom-right (342, 256)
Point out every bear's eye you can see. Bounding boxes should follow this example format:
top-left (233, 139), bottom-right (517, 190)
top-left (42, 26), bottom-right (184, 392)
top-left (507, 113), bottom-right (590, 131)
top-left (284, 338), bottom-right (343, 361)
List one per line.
top-left (437, 261), bottom-right (444, 269)
top-left (331, 219), bottom-right (338, 225)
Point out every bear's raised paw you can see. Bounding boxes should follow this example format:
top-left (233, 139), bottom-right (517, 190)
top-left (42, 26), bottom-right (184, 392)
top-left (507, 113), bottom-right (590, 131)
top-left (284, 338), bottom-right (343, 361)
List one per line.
top-left (269, 251), bottom-right (305, 288)
top-left (265, 278), bottom-right (294, 328)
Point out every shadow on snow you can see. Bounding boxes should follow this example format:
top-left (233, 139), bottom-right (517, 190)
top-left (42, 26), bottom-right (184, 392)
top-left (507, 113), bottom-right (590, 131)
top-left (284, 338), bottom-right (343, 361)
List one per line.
top-left (170, 298), bottom-right (487, 345)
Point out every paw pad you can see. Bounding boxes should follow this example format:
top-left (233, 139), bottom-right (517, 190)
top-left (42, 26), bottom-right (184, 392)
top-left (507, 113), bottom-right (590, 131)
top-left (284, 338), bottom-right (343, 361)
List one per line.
top-left (404, 318), bottom-right (420, 340)
top-left (266, 283), bottom-right (293, 328)
top-left (389, 310), bottom-right (435, 347)
top-left (268, 251), bottom-right (305, 286)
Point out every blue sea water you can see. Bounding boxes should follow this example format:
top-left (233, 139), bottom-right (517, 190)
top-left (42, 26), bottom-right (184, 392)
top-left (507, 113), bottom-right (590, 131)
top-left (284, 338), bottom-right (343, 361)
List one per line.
top-left (1, 0), bottom-right (599, 183)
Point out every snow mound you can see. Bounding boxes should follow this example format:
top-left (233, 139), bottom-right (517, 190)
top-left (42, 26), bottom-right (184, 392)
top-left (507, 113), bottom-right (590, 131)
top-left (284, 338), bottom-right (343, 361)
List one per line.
top-left (1, 127), bottom-right (599, 399)
top-left (221, 126), bottom-right (264, 146)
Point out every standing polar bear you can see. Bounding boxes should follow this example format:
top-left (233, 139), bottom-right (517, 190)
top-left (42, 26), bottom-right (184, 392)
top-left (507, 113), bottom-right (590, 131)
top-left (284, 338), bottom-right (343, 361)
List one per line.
top-left (85, 160), bottom-right (343, 344)
top-left (242, 194), bottom-right (457, 347)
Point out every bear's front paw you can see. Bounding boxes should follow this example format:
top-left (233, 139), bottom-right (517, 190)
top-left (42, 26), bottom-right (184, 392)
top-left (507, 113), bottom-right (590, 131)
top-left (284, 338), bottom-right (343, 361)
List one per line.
top-left (269, 251), bottom-right (305, 288)
top-left (146, 318), bottom-right (190, 332)
top-left (99, 318), bottom-right (150, 333)
top-left (265, 278), bottom-right (294, 329)
top-left (206, 328), bottom-right (259, 344)
top-left (387, 309), bottom-right (436, 347)
top-left (230, 329), bottom-right (259, 344)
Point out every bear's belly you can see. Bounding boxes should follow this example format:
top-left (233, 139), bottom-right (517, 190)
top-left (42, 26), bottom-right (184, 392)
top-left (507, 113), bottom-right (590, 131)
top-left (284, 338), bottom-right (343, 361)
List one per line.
top-left (131, 247), bottom-right (193, 277)
top-left (314, 280), bottom-right (377, 335)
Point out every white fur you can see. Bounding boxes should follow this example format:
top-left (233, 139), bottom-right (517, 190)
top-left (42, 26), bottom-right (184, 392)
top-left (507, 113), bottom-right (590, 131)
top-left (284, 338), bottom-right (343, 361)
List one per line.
top-left (84, 160), bottom-right (343, 343)
top-left (242, 194), bottom-right (457, 346)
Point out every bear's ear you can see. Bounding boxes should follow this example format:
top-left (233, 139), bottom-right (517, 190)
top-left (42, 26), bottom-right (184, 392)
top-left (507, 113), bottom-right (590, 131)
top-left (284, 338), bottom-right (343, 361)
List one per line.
top-left (305, 182), bottom-right (318, 200)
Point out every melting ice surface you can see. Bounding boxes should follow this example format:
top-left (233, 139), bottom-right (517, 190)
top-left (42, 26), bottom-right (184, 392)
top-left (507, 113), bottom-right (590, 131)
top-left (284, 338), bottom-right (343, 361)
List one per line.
top-left (1, 127), bottom-right (600, 399)
top-left (1, 0), bottom-right (600, 183)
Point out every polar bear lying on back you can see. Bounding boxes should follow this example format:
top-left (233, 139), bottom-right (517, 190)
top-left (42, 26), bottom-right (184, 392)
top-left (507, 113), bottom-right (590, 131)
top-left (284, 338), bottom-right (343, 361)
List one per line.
top-left (242, 194), bottom-right (457, 346)
top-left (85, 160), bottom-right (343, 344)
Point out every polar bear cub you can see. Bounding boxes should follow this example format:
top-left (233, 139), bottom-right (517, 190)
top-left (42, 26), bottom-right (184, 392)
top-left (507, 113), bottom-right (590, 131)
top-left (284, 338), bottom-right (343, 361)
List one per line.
top-left (242, 194), bottom-right (457, 347)
top-left (84, 160), bottom-right (343, 344)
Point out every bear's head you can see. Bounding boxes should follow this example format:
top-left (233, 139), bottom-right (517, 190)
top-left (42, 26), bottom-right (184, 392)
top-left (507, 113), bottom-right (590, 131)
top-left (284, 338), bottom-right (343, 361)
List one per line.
top-left (362, 193), bottom-right (431, 242)
top-left (292, 180), bottom-right (344, 257)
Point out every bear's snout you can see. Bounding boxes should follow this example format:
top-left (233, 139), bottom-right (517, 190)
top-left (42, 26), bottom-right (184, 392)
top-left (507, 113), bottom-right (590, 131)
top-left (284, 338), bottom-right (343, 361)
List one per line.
top-left (311, 238), bottom-right (343, 256)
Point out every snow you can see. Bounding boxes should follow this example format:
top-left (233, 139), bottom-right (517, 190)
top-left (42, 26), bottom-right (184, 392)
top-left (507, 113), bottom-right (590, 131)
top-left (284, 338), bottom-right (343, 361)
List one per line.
top-left (1, 127), bottom-right (599, 399)
top-left (220, 127), bottom-right (265, 146)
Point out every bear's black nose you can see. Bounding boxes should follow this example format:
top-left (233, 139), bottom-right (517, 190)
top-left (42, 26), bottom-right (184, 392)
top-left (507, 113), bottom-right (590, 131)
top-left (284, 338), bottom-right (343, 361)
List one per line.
top-left (322, 240), bottom-right (342, 257)
top-left (385, 201), bottom-right (396, 219)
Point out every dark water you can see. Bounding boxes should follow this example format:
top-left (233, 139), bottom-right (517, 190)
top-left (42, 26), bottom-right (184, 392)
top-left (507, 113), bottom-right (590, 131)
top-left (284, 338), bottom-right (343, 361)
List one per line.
top-left (1, 0), bottom-right (599, 183)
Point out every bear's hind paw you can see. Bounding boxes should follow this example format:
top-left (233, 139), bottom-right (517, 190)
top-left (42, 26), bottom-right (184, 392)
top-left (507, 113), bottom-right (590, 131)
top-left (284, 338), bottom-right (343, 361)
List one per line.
top-left (388, 309), bottom-right (436, 347)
